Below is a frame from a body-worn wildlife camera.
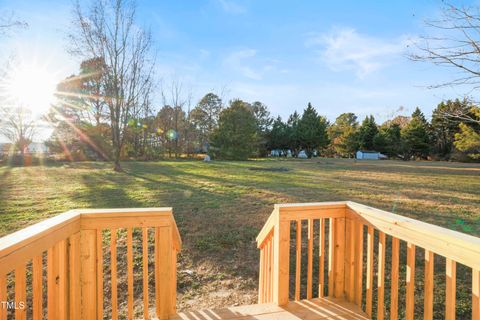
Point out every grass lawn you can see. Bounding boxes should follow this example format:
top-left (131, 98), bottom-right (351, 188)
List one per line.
top-left (0, 158), bottom-right (479, 315)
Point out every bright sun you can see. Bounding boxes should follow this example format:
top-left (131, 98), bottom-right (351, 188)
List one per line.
top-left (3, 62), bottom-right (57, 115)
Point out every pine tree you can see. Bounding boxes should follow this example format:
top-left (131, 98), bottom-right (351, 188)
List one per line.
top-left (328, 112), bottom-right (359, 158)
top-left (357, 115), bottom-right (378, 150)
top-left (297, 103), bottom-right (329, 157)
top-left (401, 108), bottom-right (431, 159)
top-left (209, 99), bottom-right (257, 160)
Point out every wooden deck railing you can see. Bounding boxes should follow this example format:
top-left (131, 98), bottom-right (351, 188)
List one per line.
top-left (0, 208), bottom-right (181, 320)
top-left (256, 201), bottom-right (480, 320)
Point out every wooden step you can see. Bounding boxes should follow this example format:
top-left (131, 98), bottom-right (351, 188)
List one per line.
top-left (170, 297), bottom-right (369, 320)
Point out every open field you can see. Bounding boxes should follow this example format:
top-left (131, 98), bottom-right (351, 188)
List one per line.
top-left (0, 158), bottom-right (479, 314)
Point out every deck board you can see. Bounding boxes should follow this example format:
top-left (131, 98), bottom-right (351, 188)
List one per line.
top-left (170, 297), bottom-right (369, 320)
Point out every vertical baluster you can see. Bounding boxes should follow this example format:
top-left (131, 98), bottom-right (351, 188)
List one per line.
top-left (355, 222), bottom-right (363, 308)
top-left (295, 220), bottom-right (301, 301)
top-left (307, 219), bottom-right (313, 299)
top-left (265, 239), bottom-right (270, 303)
top-left (366, 226), bottom-right (374, 317)
top-left (58, 240), bottom-right (68, 320)
top-left (406, 243), bottom-right (416, 320)
top-left (0, 273), bottom-right (6, 320)
top-left (390, 237), bottom-right (399, 320)
top-left (318, 218), bottom-right (325, 298)
top-left (328, 218), bottom-right (336, 297)
top-left (334, 217), bottom-right (345, 298)
top-left (445, 259), bottom-right (456, 320)
top-left (69, 233), bottom-right (81, 320)
top-left (346, 218), bottom-right (355, 302)
top-left (32, 255), bottom-right (43, 320)
top-left (127, 228), bottom-right (134, 320)
top-left (377, 231), bottom-right (386, 320)
top-left (15, 266), bottom-right (26, 320)
top-left (143, 228), bottom-right (149, 318)
top-left (96, 230), bottom-right (103, 320)
top-left (424, 250), bottom-right (434, 320)
top-left (473, 269), bottom-right (480, 320)
top-left (111, 229), bottom-right (118, 320)
top-left (47, 245), bottom-right (58, 319)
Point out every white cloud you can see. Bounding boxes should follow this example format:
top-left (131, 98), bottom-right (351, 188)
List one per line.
top-left (216, 0), bottom-right (246, 14)
top-left (223, 49), bottom-right (263, 80)
top-left (306, 28), bottom-right (408, 78)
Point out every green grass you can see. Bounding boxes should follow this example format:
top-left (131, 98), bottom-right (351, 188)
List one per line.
top-left (0, 158), bottom-right (479, 314)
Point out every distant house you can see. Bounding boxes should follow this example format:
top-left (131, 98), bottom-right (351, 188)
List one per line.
top-left (356, 150), bottom-right (386, 160)
top-left (26, 143), bottom-right (49, 154)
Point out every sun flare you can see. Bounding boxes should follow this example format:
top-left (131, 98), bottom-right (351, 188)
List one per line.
top-left (2, 62), bottom-right (57, 115)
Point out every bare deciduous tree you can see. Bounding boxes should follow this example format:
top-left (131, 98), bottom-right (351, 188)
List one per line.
top-left (0, 106), bottom-right (36, 156)
top-left (68, 0), bottom-right (155, 171)
top-left (410, 3), bottom-right (480, 124)
top-left (160, 78), bottom-right (192, 158)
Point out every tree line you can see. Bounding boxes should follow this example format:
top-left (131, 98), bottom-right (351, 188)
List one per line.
top-left (45, 67), bottom-right (480, 162)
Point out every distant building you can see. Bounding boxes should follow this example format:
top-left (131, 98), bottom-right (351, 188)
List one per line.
top-left (356, 150), bottom-right (386, 160)
top-left (26, 143), bottom-right (49, 154)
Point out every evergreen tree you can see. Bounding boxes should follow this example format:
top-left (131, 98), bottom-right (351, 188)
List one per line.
top-left (297, 103), bottom-right (329, 157)
top-left (287, 111), bottom-right (301, 153)
top-left (373, 123), bottom-right (401, 157)
top-left (431, 99), bottom-right (470, 157)
top-left (328, 112), bottom-right (359, 157)
top-left (268, 116), bottom-right (289, 150)
top-left (401, 108), bottom-right (431, 159)
top-left (210, 99), bottom-right (257, 160)
top-left (251, 101), bottom-right (273, 156)
top-left (453, 106), bottom-right (480, 159)
top-left (357, 116), bottom-right (378, 150)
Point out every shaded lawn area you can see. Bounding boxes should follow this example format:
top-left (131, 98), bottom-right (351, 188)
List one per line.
top-left (0, 158), bottom-right (479, 313)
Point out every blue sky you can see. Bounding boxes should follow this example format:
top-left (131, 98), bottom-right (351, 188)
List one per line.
top-left (0, 0), bottom-right (478, 130)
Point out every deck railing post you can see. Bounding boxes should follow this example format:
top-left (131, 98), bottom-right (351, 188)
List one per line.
top-left (273, 208), bottom-right (290, 305)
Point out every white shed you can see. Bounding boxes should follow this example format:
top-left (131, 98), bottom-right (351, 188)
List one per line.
top-left (356, 150), bottom-right (385, 160)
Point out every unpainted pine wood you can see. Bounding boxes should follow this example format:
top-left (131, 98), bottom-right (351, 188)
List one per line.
top-left (390, 237), bottom-right (400, 320)
top-left (273, 218), bottom-right (290, 306)
top-left (445, 259), bottom-right (456, 320)
top-left (473, 269), bottom-right (480, 320)
top-left (307, 219), bottom-right (314, 299)
top-left (143, 228), bottom-right (150, 319)
top-left (328, 218), bottom-right (336, 297)
top-left (345, 218), bottom-right (355, 302)
top-left (57, 240), bottom-right (68, 320)
top-left (295, 220), bottom-right (301, 301)
top-left (334, 218), bottom-right (345, 299)
top-left (96, 229), bottom-right (103, 320)
top-left (47, 244), bottom-right (59, 320)
top-left (258, 247), bottom-right (265, 303)
top-left (15, 265), bottom-right (26, 320)
top-left (377, 231), bottom-right (386, 320)
top-left (365, 226), bottom-right (374, 317)
top-left (170, 250), bottom-right (177, 315)
top-left (354, 222), bottom-right (363, 308)
top-left (318, 218), bottom-right (325, 298)
top-left (69, 232), bottom-right (81, 320)
top-left (347, 201), bottom-right (480, 271)
top-left (127, 228), bottom-right (134, 320)
top-left (265, 239), bottom-right (271, 303)
top-left (406, 243), bottom-right (416, 320)
top-left (111, 229), bottom-right (118, 320)
top-left (32, 255), bottom-right (43, 320)
top-left (424, 250), bottom-right (434, 320)
top-left (0, 273), bottom-right (6, 320)
top-left (81, 229), bottom-right (98, 320)
top-left (155, 226), bottom-right (173, 320)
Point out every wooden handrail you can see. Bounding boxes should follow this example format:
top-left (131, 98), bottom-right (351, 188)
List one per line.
top-left (0, 208), bottom-right (182, 320)
top-left (346, 201), bottom-right (480, 270)
top-left (256, 201), bottom-right (480, 319)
